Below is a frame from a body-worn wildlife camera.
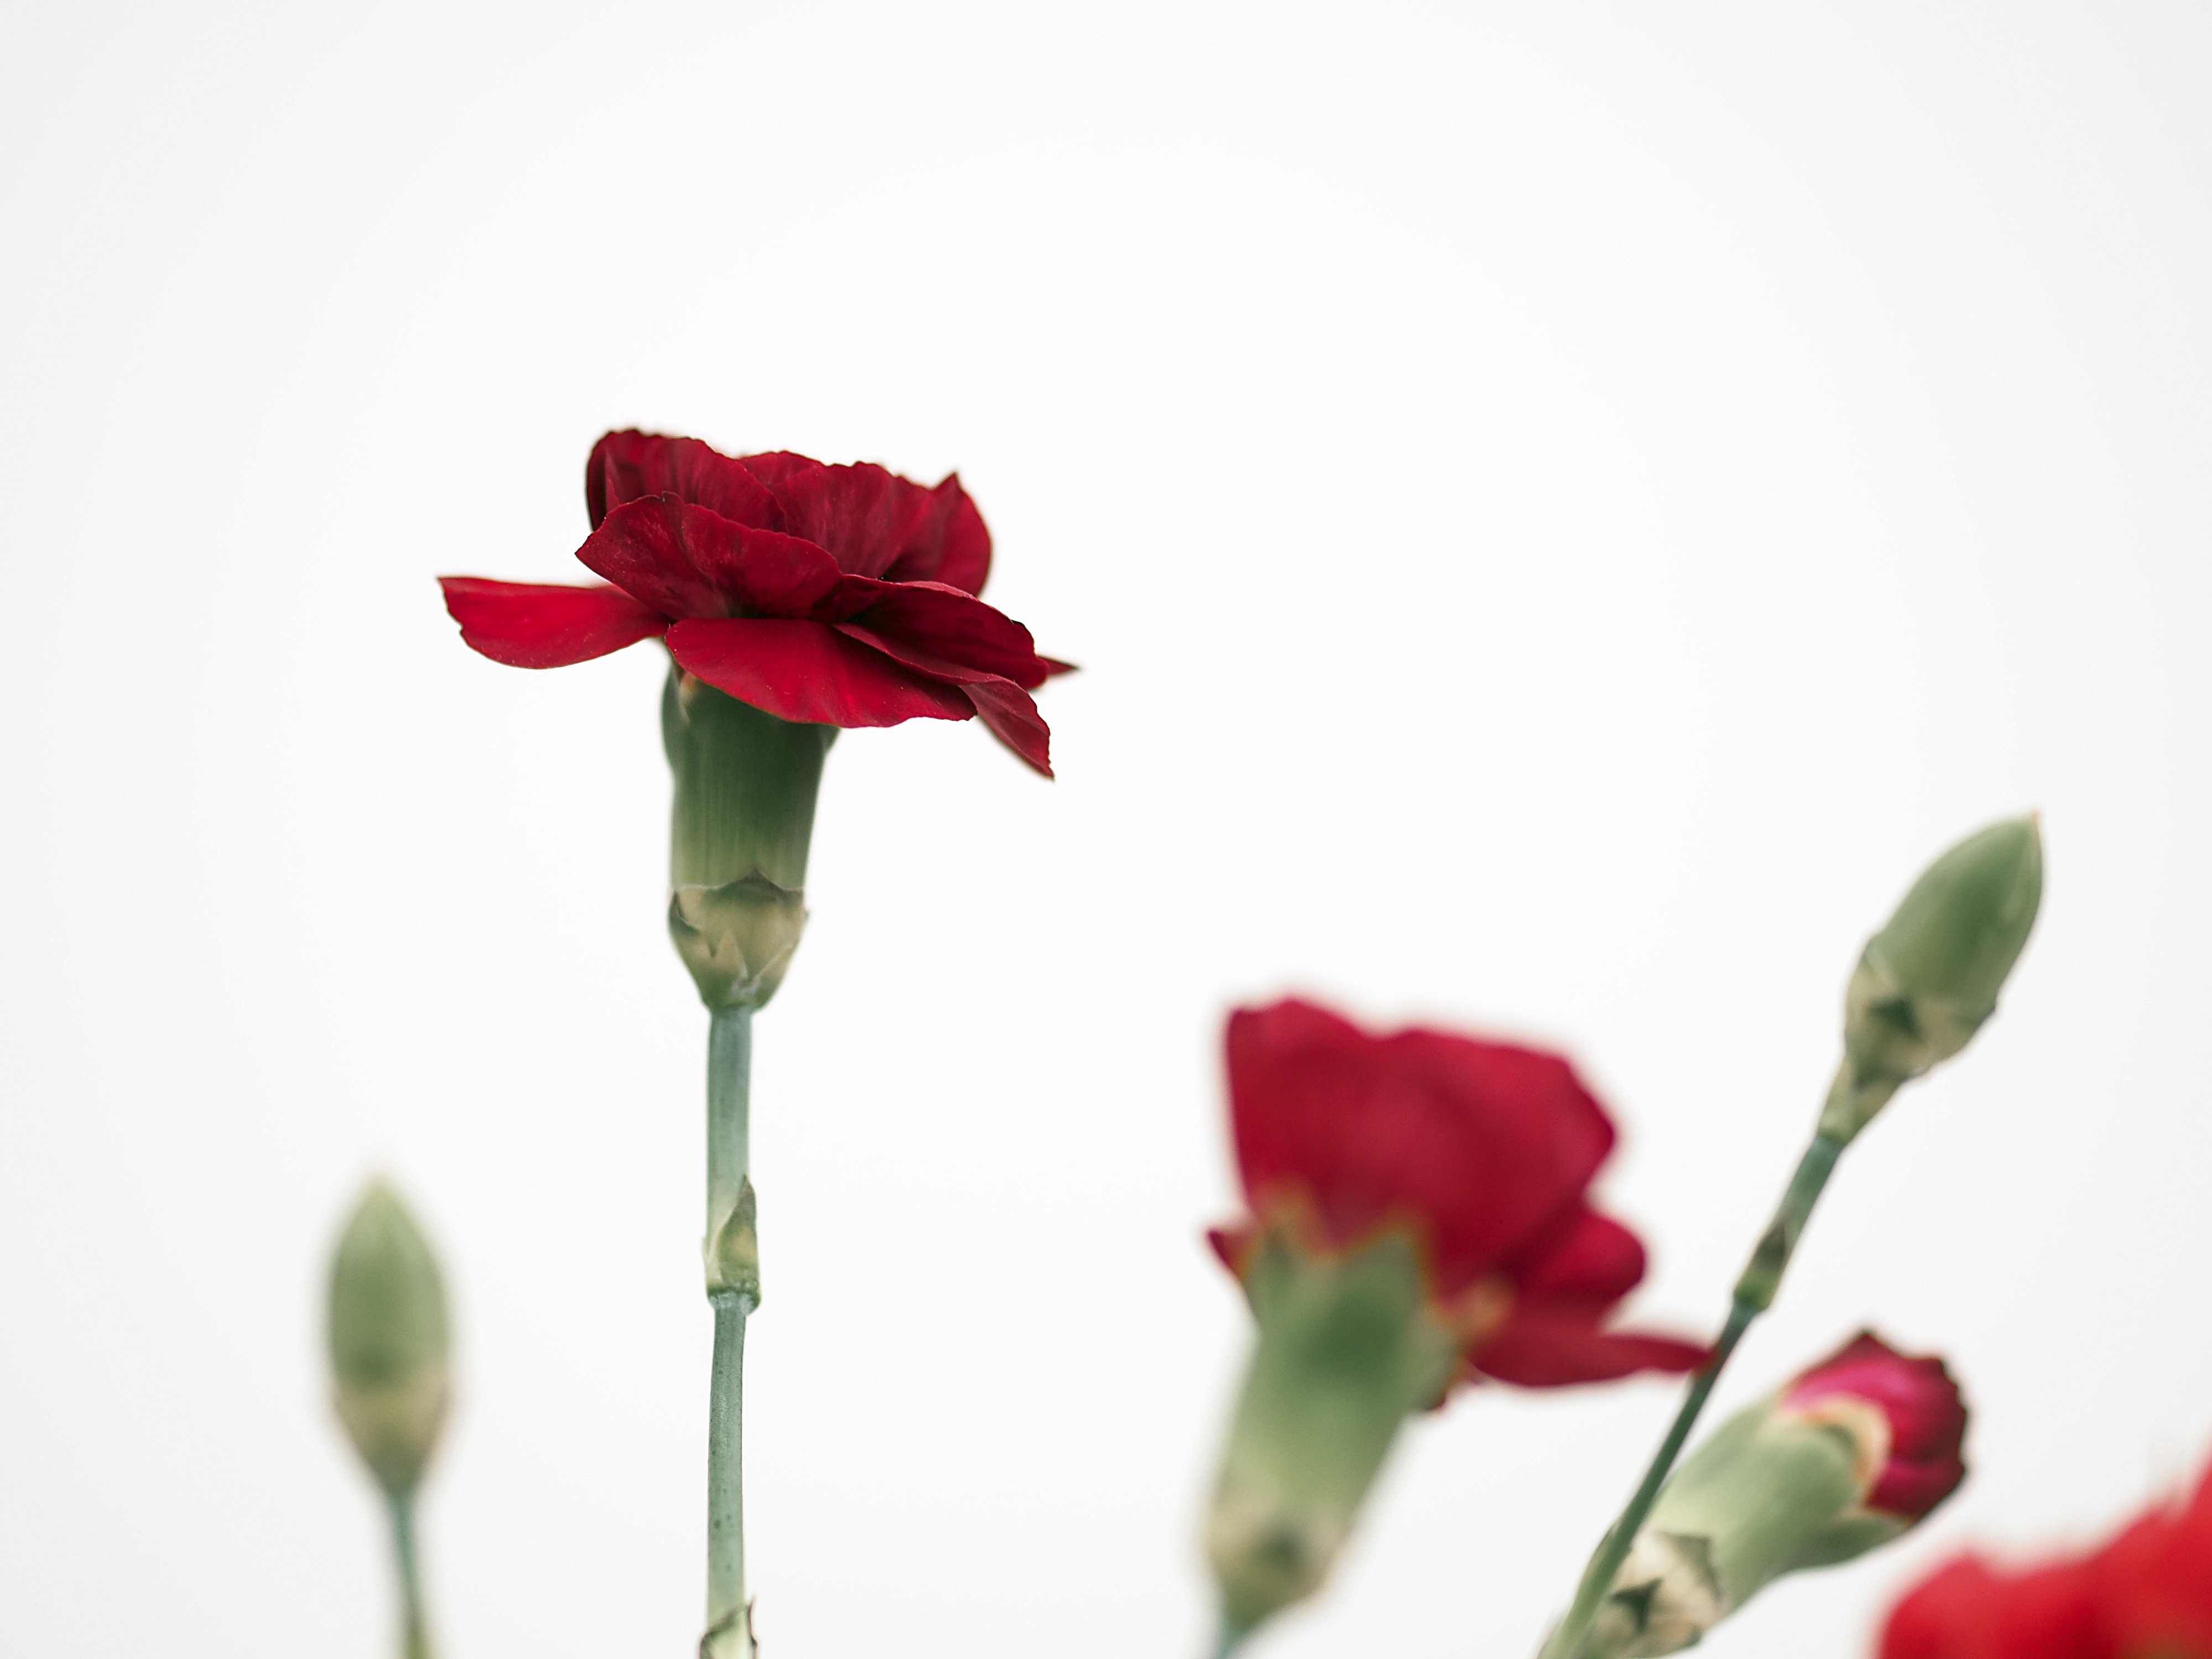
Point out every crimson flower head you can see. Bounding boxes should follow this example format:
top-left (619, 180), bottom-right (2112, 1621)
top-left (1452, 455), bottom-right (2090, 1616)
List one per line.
top-left (440, 430), bottom-right (1069, 774)
top-left (1779, 1332), bottom-right (1968, 1522)
top-left (1882, 1459), bottom-right (2212, 1659)
top-left (1210, 998), bottom-right (1705, 1391)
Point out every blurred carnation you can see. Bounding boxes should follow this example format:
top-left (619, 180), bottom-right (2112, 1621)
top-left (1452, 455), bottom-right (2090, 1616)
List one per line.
top-left (1210, 997), bottom-right (1703, 1391)
top-left (1881, 1458), bottom-right (2212, 1659)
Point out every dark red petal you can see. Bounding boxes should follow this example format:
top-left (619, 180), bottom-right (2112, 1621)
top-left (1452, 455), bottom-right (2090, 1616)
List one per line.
top-left (957, 676), bottom-right (1054, 776)
top-left (1506, 1206), bottom-right (1648, 1303)
top-left (438, 577), bottom-right (667, 667)
top-left (1878, 1557), bottom-right (2103, 1659)
top-left (1206, 1223), bottom-right (1256, 1276)
top-left (825, 578), bottom-right (1054, 685)
top-left (733, 450), bottom-right (824, 490)
top-left (882, 474), bottom-right (993, 595)
top-left (2094, 1479), bottom-right (2212, 1656)
top-left (1223, 1001), bottom-right (1617, 1296)
top-left (834, 624), bottom-right (1055, 776)
top-left (587, 430), bottom-right (785, 532)
top-left (767, 462), bottom-right (934, 578)
top-left (1784, 1332), bottom-right (1968, 1520)
top-left (667, 617), bottom-right (974, 729)
top-left (1039, 656), bottom-right (1081, 677)
top-left (577, 498), bottom-right (843, 620)
top-left (1467, 1307), bottom-right (1708, 1388)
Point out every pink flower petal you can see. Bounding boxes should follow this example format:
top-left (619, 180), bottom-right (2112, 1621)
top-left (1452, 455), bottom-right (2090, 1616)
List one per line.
top-left (439, 577), bottom-right (668, 667)
top-left (667, 617), bottom-right (974, 728)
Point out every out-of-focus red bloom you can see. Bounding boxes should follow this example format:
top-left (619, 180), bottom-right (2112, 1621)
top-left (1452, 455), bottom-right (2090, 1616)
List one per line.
top-left (440, 431), bottom-right (1070, 775)
top-left (1208, 998), bottom-right (1706, 1391)
top-left (1780, 1332), bottom-right (1967, 1522)
top-left (1880, 1460), bottom-right (2212, 1659)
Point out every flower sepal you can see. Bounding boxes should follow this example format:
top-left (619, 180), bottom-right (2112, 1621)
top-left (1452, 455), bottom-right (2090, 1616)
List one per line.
top-left (662, 669), bottom-right (831, 1010)
top-left (703, 1177), bottom-right (762, 1307)
top-left (1206, 1225), bottom-right (1460, 1640)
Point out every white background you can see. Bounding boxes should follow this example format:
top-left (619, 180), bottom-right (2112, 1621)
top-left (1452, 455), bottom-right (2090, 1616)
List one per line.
top-left (4, 4), bottom-right (2209, 1656)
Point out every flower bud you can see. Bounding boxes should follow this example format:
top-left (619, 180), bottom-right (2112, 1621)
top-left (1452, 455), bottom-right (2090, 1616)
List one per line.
top-left (1205, 1228), bottom-right (1459, 1640)
top-left (1821, 817), bottom-right (2043, 1142)
top-left (328, 1180), bottom-right (452, 1497)
top-left (1584, 1333), bottom-right (1966, 1657)
top-left (662, 667), bottom-right (835, 1010)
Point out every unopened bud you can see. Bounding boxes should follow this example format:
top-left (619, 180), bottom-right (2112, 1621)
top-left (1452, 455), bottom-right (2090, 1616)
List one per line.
top-left (1584, 1333), bottom-right (1966, 1657)
top-left (328, 1180), bottom-right (452, 1497)
top-left (1205, 1230), bottom-right (1458, 1640)
top-left (1822, 816), bottom-right (2043, 1141)
top-left (662, 668), bottom-right (834, 1011)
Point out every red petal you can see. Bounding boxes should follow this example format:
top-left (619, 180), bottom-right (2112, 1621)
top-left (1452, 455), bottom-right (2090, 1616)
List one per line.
top-left (733, 450), bottom-right (823, 490)
top-left (438, 577), bottom-right (667, 667)
top-left (835, 623), bottom-right (1055, 775)
top-left (587, 430), bottom-right (784, 532)
top-left (882, 474), bottom-right (993, 595)
top-left (957, 677), bottom-right (1054, 776)
top-left (1468, 1308), bottom-right (1708, 1387)
top-left (1224, 1001), bottom-right (1617, 1296)
top-left (577, 498), bottom-right (841, 620)
top-left (1784, 1333), bottom-right (1968, 1520)
top-left (1508, 1207), bottom-right (1648, 1304)
top-left (1878, 1557), bottom-right (2102, 1659)
top-left (825, 578), bottom-right (1054, 685)
top-left (667, 618), bottom-right (973, 728)
top-left (765, 461), bottom-right (934, 578)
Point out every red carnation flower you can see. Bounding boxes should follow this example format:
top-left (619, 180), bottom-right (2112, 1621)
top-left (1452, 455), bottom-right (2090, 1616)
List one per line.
top-left (1881, 1460), bottom-right (2212, 1659)
top-left (1779, 1332), bottom-right (1968, 1522)
top-left (440, 430), bottom-right (1070, 774)
top-left (1208, 998), bottom-right (1706, 1390)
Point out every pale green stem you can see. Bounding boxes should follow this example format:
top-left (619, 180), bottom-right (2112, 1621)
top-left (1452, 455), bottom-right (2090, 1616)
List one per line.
top-left (706, 1007), bottom-right (754, 1654)
top-left (1209, 1619), bottom-right (1245, 1659)
top-left (388, 1490), bottom-right (431, 1659)
top-left (1538, 1130), bottom-right (1845, 1659)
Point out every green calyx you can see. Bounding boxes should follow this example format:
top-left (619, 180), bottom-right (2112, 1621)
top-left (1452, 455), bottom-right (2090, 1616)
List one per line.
top-left (1206, 1231), bottom-right (1459, 1640)
top-left (1585, 1394), bottom-right (1897, 1658)
top-left (662, 669), bottom-right (835, 1011)
top-left (1821, 815), bottom-right (2043, 1142)
top-left (328, 1180), bottom-right (451, 1497)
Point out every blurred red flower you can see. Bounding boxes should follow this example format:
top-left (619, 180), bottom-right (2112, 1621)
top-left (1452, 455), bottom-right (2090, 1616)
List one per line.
top-left (1208, 998), bottom-right (1706, 1390)
top-left (1881, 1459), bottom-right (2212, 1659)
top-left (440, 430), bottom-right (1069, 774)
top-left (1780, 1332), bottom-right (1968, 1522)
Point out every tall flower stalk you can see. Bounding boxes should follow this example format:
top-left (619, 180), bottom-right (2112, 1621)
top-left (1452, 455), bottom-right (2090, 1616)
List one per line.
top-left (442, 431), bottom-right (1065, 1656)
top-left (1538, 818), bottom-right (2043, 1659)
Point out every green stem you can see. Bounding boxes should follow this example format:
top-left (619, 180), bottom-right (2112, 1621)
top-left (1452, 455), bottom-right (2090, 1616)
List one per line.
top-left (388, 1490), bottom-right (432, 1659)
top-left (1538, 1126), bottom-right (1846, 1659)
top-left (1208, 1618), bottom-right (1246, 1659)
top-left (705, 1007), bottom-right (755, 1657)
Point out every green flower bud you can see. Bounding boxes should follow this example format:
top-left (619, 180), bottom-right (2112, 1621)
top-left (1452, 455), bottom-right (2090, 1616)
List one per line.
top-left (1205, 1231), bottom-right (1459, 1641)
top-left (1821, 816), bottom-right (2043, 1141)
top-left (328, 1180), bottom-right (451, 1497)
top-left (1583, 1334), bottom-right (1967, 1658)
top-left (662, 668), bottom-right (835, 1011)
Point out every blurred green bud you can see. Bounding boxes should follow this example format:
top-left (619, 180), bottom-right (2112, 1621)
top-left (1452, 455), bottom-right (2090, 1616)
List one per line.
top-left (1821, 816), bottom-right (2043, 1141)
top-left (329, 1180), bottom-right (451, 1497)
top-left (1583, 1333), bottom-right (1966, 1658)
top-left (1205, 1231), bottom-right (1458, 1641)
